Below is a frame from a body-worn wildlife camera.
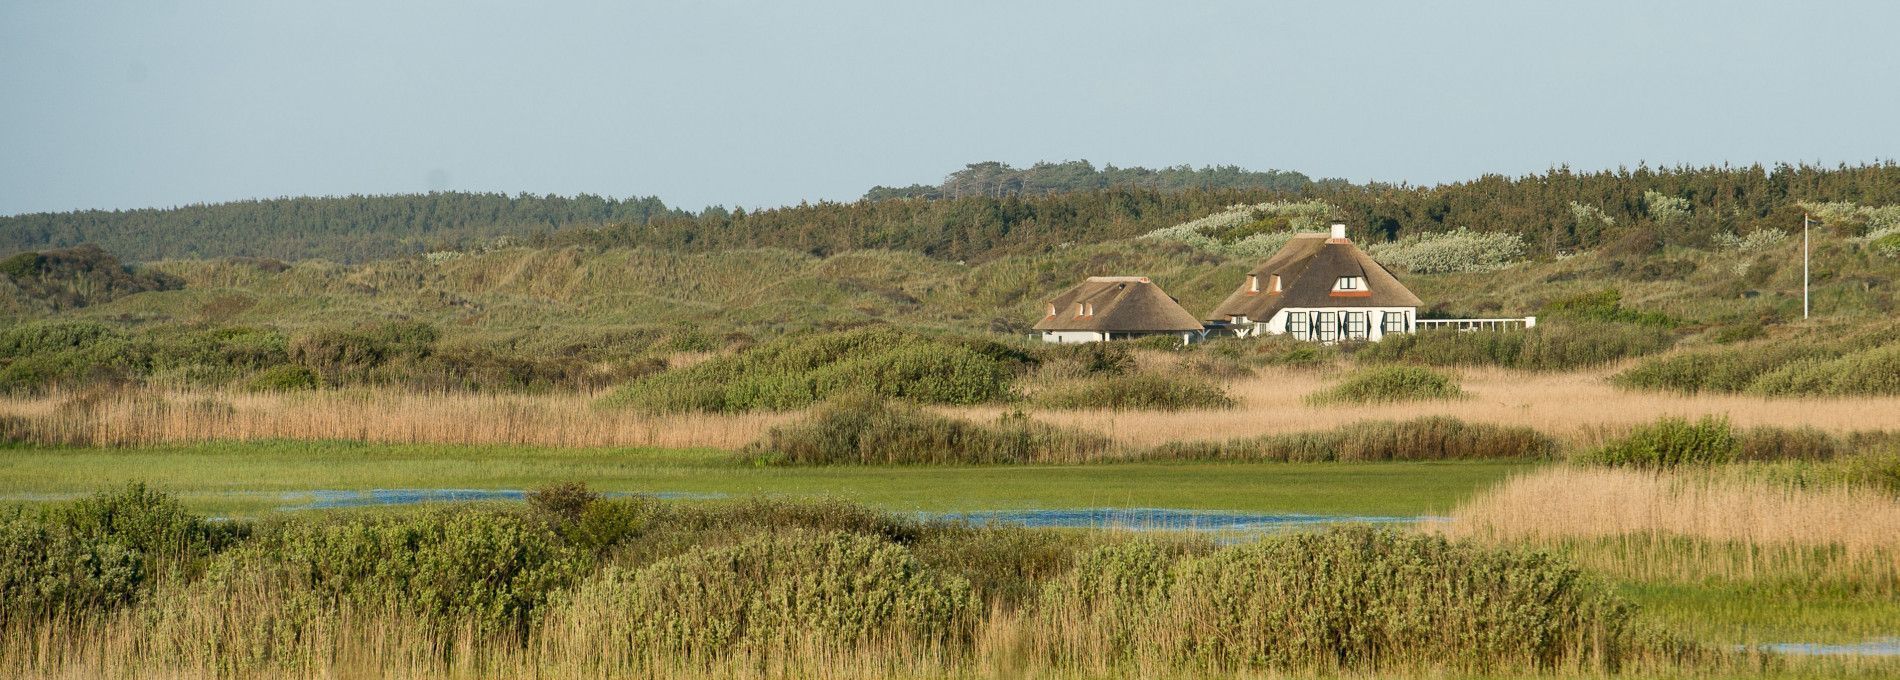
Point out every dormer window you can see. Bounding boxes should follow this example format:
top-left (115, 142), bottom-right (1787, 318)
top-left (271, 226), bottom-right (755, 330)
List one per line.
top-left (1248, 275), bottom-right (1259, 293)
top-left (1271, 275), bottom-right (1283, 293)
top-left (1335, 276), bottom-right (1364, 291)
top-left (1046, 304), bottom-right (1057, 317)
top-left (1085, 303), bottom-right (1095, 316)
top-left (1074, 303), bottom-right (1085, 316)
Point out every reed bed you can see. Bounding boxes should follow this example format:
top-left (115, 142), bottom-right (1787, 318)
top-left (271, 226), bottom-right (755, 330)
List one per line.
top-left (1442, 467), bottom-right (1900, 593)
top-left (970, 366), bottom-right (1900, 448)
top-left (0, 387), bottom-right (787, 449)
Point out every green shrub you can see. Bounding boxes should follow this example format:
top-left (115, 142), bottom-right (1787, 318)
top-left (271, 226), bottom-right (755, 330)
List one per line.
top-left (1201, 333), bottom-right (1337, 366)
top-left (601, 327), bottom-right (1021, 413)
top-left (1147, 416), bottom-right (1558, 462)
top-left (526, 480), bottom-right (599, 522)
top-left (1541, 289), bottom-right (1675, 327)
top-left (1306, 366), bottom-right (1465, 405)
top-left (1355, 323), bottom-right (1670, 370)
top-left (550, 530), bottom-right (977, 660)
top-left (1576, 416), bottom-right (1738, 467)
top-left (174, 508), bottom-right (585, 642)
top-left (0, 483), bottom-right (236, 628)
top-left (1036, 527), bottom-right (1659, 672)
top-left (1030, 372), bottom-right (1235, 411)
top-left (242, 364), bottom-right (316, 391)
top-left (1747, 344), bottom-right (1900, 396)
top-left (1616, 325), bottom-right (1900, 396)
top-left (747, 395), bottom-right (1114, 465)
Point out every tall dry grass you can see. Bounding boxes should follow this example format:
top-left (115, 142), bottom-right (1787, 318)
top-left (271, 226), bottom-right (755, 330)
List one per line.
top-left (6, 365), bottom-right (1899, 451)
top-left (970, 366), bottom-right (1900, 448)
top-left (1442, 466), bottom-right (1900, 593)
top-left (0, 388), bottom-right (786, 449)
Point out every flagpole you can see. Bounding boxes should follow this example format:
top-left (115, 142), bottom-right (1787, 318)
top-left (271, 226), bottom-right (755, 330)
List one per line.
top-left (1803, 213), bottom-right (1810, 319)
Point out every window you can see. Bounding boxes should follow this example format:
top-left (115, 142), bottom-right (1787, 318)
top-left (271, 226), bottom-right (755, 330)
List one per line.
top-left (1345, 312), bottom-right (1369, 339)
top-left (1248, 275), bottom-right (1259, 293)
top-left (1336, 276), bottom-right (1362, 291)
top-left (1382, 310), bottom-right (1407, 334)
top-left (1314, 311), bottom-right (1337, 341)
top-left (1286, 311), bottom-right (1309, 340)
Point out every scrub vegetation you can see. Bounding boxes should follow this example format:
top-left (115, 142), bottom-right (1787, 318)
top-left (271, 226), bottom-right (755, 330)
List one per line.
top-left (5, 163), bottom-right (1900, 677)
top-left (3, 485), bottom-right (1707, 678)
top-left (1305, 365), bottom-right (1467, 405)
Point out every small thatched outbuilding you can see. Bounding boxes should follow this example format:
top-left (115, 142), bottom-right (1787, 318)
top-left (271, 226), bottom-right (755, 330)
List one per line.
top-left (1034, 276), bottom-right (1204, 344)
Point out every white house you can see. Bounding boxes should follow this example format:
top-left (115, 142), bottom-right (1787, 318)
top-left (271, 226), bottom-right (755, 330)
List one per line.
top-left (1034, 276), bottom-right (1206, 344)
top-left (1205, 222), bottom-right (1422, 342)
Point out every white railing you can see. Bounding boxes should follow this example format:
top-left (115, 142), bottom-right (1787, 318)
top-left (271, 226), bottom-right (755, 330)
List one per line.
top-left (1414, 316), bottom-right (1537, 332)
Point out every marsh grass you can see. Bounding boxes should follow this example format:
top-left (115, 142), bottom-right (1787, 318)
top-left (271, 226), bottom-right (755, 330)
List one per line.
top-left (1025, 372), bottom-right (1237, 411)
top-left (1143, 416), bottom-right (1558, 462)
top-left (1444, 467), bottom-right (1900, 596)
top-left (747, 396), bottom-right (1114, 465)
top-left (1305, 365), bottom-right (1466, 405)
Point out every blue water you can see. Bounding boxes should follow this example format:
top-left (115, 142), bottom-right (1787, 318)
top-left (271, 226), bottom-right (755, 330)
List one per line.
top-left (266, 489), bottom-right (1431, 534)
top-left (1746, 639), bottom-right (1900, 657)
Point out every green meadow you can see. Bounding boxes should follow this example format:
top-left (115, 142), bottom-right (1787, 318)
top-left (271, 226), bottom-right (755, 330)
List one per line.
top-left (0, 441), bottom-right (1529, 517)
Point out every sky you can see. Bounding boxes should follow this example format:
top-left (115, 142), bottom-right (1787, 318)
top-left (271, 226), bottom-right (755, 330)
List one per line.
top-left (3, 0), bottom-right (1897, 216)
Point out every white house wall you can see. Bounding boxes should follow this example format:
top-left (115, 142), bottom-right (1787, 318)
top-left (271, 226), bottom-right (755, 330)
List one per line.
top-left (1041, 330), bottom-right (1108, 344)
top-left (1260, 307), bottom-right (1417, 342)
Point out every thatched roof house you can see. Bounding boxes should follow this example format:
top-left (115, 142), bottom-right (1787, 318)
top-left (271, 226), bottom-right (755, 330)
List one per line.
top-left (1207, 223), bottom-right (1422, 342)
top-left (1034, 276), bottom-right (1204, 344)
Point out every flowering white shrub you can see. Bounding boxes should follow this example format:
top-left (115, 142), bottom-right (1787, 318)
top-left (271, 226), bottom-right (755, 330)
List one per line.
top-left (1711, 229), bottom-right (1789, 253)
top-left (423, 251), bottom-right (464, 265)
top-left (1802, 201), bottom-right (1900, 259)
top-left (1366, 228), bottom-right (1527, 274)
top-left (1801, 201), bottom-right (1900, 235)
top-left (1138, 201), bottom-right (1333, 257)
top-left (1870, 225), bottom-right (1900, 259)
top-left (1568, 201), bottom-right (1615, 228)
top-left (1643, 191), bottom-right (1691, 225)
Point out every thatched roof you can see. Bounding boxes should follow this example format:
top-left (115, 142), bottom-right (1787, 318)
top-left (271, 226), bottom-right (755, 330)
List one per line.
top-left (1034, 276), bottom-right (1205, 332)
top-left (1207, 232), bottom-right (1421, 322)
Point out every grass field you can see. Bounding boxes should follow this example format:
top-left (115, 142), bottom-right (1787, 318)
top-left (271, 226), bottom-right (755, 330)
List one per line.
top-left (0, 441), bottom-right (1531, 517)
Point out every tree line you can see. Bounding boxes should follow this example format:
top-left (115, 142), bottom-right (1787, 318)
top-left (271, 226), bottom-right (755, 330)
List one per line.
top-left (5, 162), bottom-right (1897, 265)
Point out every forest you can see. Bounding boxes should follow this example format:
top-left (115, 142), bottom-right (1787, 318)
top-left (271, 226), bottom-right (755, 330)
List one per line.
top-left (9, 162), bottom-right (1899, 265)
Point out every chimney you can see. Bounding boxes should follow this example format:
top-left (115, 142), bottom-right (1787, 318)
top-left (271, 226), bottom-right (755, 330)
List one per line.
top-left (1328, 222), bottom-right (1349, 242)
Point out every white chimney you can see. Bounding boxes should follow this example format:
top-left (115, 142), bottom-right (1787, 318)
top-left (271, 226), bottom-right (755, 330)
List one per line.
top-left (1329, 222), bottom-right (1348, 241)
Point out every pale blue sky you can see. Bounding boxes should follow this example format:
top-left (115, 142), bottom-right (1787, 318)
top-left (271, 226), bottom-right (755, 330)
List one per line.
top-left (3, 1), bottom-right (1895, 216)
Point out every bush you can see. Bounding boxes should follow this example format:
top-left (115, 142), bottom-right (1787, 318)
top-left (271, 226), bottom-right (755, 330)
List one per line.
top-left (747, 395), bottom-right (1114, 465)
top-left (242, 364), bottom-right (316, 391)
top-left (1616, 324), bottom-right (1900, 396)
top-left (1036, 527), bottom-right (1658, 672)
top-left (526, 481), bottom-right (599, 522)
top-left (1365, 228), bottom-right (1527, 274)
top-left (1576, 416), bottom-right (1738, 467)
top-left (165, 508), bottom-right (585, 644)
top-left (1147, 416), bottom-right (1558, 462)
top-left (1353, 321), bottom-right (1672, 370)
top-left (0, 483), bottom-right (236, 628)
top-left (1306, 366), bottom-right (1465, 405)
top-left (1747, 344), bottom-right (1900, 396)
top-left (547, 530), bottom-right (977, 660)
top-left (1540, 289), bottom-right (1675, 327)
top-left (1030, 372), bottom-right (1235, 411)
top-left (600, 327), bottom-right (1022, 413)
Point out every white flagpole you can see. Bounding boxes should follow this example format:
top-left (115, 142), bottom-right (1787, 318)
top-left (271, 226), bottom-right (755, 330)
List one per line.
top-left (1803, 213), bottom-right (1810, 319)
